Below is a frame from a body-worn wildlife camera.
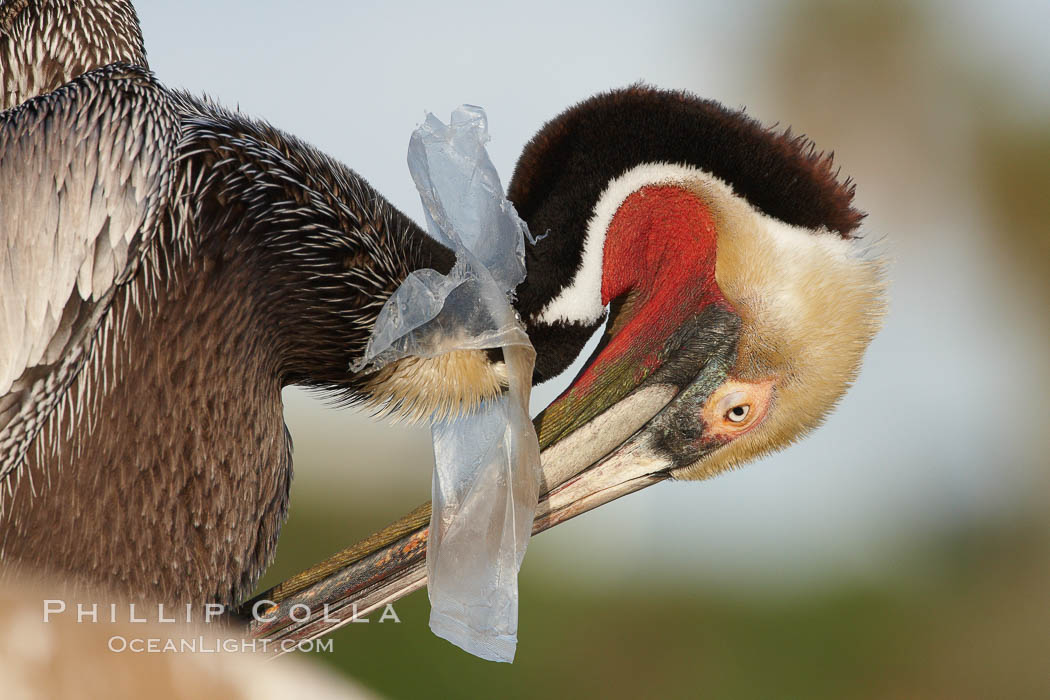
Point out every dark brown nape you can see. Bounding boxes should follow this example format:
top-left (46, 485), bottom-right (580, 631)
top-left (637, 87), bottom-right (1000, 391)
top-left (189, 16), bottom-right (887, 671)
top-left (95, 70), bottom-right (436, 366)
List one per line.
top-left (509, 83), bottom-right (863, 239)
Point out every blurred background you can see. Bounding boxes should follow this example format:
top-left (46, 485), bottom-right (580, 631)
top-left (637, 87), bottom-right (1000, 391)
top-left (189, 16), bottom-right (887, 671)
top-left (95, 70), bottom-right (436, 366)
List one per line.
top-left (137, 1), bottom-right (1049, 697)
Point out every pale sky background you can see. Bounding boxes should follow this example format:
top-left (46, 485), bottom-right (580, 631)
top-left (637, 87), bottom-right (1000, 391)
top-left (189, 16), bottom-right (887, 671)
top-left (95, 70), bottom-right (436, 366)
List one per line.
top-left (135, 0), bottom-right (1048, 592)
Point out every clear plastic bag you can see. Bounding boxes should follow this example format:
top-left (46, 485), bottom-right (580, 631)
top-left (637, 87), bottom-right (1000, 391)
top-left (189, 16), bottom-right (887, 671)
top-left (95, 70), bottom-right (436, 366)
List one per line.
top-left (354, 106), bottom-right (540, 662)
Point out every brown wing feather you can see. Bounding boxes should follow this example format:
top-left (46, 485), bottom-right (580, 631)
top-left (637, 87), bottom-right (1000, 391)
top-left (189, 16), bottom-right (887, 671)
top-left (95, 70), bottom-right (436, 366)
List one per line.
top-left (0, 63), bottom-right (179, 482)
top-left (1, 0), bottom-right (148, 109)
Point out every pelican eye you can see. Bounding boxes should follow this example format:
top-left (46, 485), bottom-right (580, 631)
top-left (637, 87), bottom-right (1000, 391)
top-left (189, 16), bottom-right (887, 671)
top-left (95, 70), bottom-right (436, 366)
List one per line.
top-left (726, 405), bottom-right (750, 422)
top-left (702, 382), bottom-right (774, 439)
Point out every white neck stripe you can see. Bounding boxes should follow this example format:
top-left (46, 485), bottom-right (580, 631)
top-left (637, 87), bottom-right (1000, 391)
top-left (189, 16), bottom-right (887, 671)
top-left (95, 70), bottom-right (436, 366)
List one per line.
top-left (534, 162), bottom-right (715, 326)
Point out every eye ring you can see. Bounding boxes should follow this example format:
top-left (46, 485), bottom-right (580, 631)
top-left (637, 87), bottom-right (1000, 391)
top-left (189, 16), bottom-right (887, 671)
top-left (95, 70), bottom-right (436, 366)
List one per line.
top-left (725, 405), bottom-right (750, 423)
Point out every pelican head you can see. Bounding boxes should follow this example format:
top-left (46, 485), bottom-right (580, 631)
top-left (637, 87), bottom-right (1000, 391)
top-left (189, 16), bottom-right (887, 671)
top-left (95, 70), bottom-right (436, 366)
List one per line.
top-left (507, 86), bottom-right (885, 520)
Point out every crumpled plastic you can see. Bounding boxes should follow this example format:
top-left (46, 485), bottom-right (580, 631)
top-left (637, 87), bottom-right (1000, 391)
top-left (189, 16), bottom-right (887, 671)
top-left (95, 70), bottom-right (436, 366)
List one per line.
top-left (352, 106), bottom-right (541, 662)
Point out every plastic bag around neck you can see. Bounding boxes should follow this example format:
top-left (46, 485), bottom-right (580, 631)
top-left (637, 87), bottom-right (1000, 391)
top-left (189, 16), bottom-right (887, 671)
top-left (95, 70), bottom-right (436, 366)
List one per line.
top-left (353, 106), bottom-right (541, 662)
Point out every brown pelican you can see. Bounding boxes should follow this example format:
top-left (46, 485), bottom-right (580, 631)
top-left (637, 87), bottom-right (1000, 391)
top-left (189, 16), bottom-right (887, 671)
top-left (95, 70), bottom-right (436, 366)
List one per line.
top-left (250, 88), bottom-right (886, 642)
top-left (0, 0), bottom-right (884, 614)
